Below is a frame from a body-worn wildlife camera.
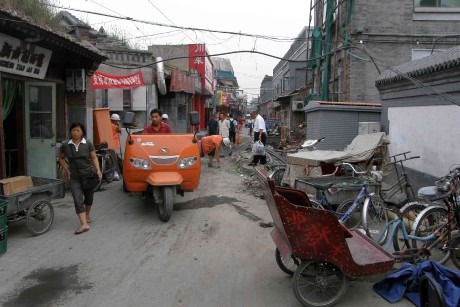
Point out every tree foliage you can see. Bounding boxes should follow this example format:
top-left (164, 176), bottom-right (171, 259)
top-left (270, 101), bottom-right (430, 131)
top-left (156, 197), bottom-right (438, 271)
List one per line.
top-left (0, 0), bottom-right (63, 32)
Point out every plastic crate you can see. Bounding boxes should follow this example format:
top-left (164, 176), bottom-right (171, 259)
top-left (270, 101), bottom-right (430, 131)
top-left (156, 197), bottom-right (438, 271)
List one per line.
top-left (0, 199), bottom-right (7, 228)
top-left (0, 226), bottom-right (7, 256)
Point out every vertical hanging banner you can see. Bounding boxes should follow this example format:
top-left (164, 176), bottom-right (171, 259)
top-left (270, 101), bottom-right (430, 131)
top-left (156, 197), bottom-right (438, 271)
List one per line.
top-left (91, 71), bottom-right (145, 89)
top-left (188, 44), bottom-right (214, 95)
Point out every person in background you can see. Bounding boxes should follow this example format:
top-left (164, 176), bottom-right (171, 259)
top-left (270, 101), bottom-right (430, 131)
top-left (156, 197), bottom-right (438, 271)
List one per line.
top-left (200, 135), bottom-right (231, 168)
top-left (161, 114), bottom-right (168, 124)
top-left (110, 113), bottom-right (122, 178)
top-left (59, 122), bottom-right (102, 235)
top-left (237, 116), bottom-right (244, 134)
top-left (263, 114), bottom-right (270, 131)
top-left (142, 109), bottom-right (173, 134)
top-left (208, 113), bottom-right (219, 135)
top-left (111, 114), bottom-right (122, 150)
top-left (218, 113), bottom-right (230, 139)
top-left (227, 114), bottom-right (237, 145)
top-left (248, 110), bottom-right (267, 166)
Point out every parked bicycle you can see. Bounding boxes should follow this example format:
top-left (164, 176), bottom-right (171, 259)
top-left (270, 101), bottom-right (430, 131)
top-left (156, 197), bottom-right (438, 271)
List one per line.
top-left (378, 152), bottom-right (421, 207)
top-left (408, 165), bottom-right (460, 267)
top-left (93, 142), bottom-right (116, 191)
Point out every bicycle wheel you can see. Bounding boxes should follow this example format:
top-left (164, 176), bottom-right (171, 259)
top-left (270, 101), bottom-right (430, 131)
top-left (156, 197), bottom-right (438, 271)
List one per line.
top-left (102, 154), bottom-right (115, 183)
top-left (411, 206), bottom-right (449, 264)
top-left (392, 201), bottom-right (428, 252)
top-left (363, 196), bottom-right (389, 245)
top-left (269, 167), bottom-right (285, 187)
top-left (275, 248), bottom-right (300, 276)
top-left (336, 199), bottom-right (362, 230)
top-left (293, 260), bottom-right (348, 307)
top-left (449, 235), bottom-right (460, 270)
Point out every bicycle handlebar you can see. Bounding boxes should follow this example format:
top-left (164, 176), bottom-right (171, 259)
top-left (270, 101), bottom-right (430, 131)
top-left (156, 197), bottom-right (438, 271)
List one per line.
top-left (389, 151), bottom-right (411, 159)
top-left (331, 162), bottom-right (367, 176)
top-left (384, 155), bottom-right (420, 167)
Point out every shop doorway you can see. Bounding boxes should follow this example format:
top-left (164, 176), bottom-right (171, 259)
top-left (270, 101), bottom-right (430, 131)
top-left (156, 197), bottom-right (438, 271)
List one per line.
top-left (24, 82), bottom-right (56, 178)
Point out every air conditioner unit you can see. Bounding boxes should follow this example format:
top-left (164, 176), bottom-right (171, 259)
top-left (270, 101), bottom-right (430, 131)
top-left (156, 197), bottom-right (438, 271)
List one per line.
top-left (74, 69), bottom-right (86, 92)
top-left (66, 69), bottom-right (75, 91)
top-left (292, 101), bottom-right (305, 112)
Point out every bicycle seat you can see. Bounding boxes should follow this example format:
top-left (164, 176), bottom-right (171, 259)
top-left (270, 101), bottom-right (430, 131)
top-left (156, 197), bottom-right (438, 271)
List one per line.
top-left (383, 197), bottom-right (407, 208)
top-left (305, 182), bottom-right (334, 191)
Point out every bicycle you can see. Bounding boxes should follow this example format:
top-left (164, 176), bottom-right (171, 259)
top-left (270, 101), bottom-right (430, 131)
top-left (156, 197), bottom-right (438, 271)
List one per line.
top-left (408, 165), bottom-right (460, 267)
top-left (94, 142), bottom-right (116, 192)
top-left (378, 152), bottom-right (421, 207)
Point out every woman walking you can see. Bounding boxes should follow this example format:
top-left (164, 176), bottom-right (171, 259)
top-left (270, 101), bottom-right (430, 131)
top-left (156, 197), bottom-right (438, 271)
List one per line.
top-left (58, 122), bottom-right (102, 235)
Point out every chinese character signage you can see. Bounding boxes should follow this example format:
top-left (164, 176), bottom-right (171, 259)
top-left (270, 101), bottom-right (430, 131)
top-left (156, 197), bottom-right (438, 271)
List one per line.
top-left (0, 33), bottom-right (52, 79)
top-left (188, 44), bottom-right (214, 95)
top-left (170, 69), bottom-right (196, 94)
top-left (91, 71), bottom-right (145, 89)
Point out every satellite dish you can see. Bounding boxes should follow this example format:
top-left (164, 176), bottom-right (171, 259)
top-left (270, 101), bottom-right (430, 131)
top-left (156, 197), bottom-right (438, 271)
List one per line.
top-left (156, 57), bottom-right (167, 95)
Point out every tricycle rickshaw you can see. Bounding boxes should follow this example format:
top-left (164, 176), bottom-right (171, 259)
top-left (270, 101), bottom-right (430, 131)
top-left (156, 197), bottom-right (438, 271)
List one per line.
top-left (121, 111), bottom-right (201, 222)
top-left (254, 166), bottom-right (395, 307)
top-left (2, 176), bottom-right (66, 236)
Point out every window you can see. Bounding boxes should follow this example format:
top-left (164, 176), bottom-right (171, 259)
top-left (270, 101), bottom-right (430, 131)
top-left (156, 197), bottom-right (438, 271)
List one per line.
top-left (282, 77), bottom-right (289, 92)
top-left (123, 89), bottom-right (132, 109)
top-left (412, 48), bottom-right (444, 60)
top-left (415, 0), bottom-right (460, 7)
top-left (414, 0), bottom-right (460, 20)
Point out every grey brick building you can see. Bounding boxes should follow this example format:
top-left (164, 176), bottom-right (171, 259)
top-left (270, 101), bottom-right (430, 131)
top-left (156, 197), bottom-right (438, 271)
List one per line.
top-left (308, 0), bottom-right (460, 104)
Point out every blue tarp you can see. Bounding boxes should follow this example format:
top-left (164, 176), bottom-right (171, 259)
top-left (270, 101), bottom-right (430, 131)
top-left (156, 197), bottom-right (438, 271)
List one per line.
top-left (373, 260), bottom-right (460, 307)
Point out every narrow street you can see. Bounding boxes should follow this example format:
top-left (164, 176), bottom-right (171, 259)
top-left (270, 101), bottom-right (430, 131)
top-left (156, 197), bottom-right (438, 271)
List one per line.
top-left (0, 133), bottom-right (414, 307)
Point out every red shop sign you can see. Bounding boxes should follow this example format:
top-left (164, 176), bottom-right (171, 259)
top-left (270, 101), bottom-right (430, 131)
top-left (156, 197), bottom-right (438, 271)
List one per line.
top-left (170, 69), bottom-right (196, 94)
top-left (91, 71), bottom-right (145, 89)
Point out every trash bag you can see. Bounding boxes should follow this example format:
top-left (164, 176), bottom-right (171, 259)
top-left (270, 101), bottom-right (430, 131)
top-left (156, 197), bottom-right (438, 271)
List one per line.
top-left (252, 141), bottom-right (265, 155)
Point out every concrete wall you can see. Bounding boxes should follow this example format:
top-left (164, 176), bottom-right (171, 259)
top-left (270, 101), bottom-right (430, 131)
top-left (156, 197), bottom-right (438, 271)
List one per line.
top-left (388, 105), bottom-right (460, 178)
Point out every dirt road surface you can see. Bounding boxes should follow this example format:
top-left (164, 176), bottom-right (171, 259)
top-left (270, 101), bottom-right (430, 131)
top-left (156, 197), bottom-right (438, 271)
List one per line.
top-left (0, 139), bottom-right (415, 307)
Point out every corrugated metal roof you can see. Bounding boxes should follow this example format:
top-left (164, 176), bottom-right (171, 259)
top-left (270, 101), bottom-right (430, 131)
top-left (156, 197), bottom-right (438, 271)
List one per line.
top-left (376, 45), bottom-right (460, 85)
top-left (310, 101), bottom-right (382, 107)
top-left (305, 101), bottom-right (382, 113)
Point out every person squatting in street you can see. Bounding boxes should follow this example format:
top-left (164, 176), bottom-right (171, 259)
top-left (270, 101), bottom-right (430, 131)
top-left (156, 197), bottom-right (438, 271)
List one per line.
top-left (248, 110), bottom-right (267, 166)
top-left (58, 122), bottom-right (102, 235)
top-left (200, 135), bottom-right (231, 168)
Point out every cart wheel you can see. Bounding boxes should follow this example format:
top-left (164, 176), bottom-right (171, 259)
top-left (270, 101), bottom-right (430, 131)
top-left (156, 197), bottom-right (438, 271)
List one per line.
top-left (275, 248), bottom-right (300, 276)
top-left (26, 200), bottom-right (54, 236)
top-left (293, 260), bottom-right (348, 307)
top-left (158, 186), bottom-right (174, 222)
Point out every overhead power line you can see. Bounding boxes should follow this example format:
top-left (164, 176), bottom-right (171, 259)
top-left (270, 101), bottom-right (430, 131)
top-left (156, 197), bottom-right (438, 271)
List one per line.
top-left (46, 3), bottom-right (299, 42)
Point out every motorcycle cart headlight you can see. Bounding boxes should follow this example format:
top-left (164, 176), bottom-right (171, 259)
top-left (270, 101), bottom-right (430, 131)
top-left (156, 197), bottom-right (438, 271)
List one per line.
top-left (129, 158), bottom-right (151, 170)
top-left (178, 156), bottom-right (197, 169)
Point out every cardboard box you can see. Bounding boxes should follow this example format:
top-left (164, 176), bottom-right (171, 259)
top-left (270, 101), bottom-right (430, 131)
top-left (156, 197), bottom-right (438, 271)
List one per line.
top-left (0, 176), bottom-right (34, 196)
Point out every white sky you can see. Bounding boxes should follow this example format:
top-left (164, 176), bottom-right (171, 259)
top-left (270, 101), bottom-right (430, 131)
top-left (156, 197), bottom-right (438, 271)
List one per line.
top-left (57, 0), bottom-right (310, 100)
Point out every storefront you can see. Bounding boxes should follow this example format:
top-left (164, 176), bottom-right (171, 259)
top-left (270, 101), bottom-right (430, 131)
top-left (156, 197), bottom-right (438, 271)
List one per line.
top-left (0, 8), bottom-right (106, 179)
